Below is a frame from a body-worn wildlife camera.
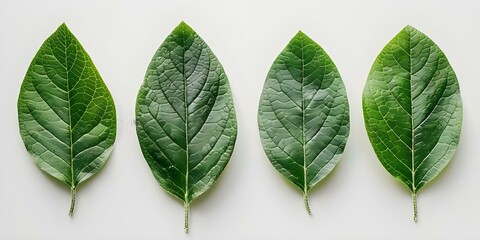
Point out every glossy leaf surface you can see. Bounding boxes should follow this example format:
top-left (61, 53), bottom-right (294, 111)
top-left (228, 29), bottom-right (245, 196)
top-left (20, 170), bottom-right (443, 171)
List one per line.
top-left (135, 22), bottom-right (237, 232)
top-left (362, 26), bottom-right (462, 221)
top-left (258, 31), bottom-right (350, 214)
top-left (18, 23), bottom-right (117, 215)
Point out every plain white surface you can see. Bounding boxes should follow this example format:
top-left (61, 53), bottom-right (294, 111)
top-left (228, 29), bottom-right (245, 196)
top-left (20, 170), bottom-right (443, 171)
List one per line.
top-left (1, 0), bottom-right (479, 239)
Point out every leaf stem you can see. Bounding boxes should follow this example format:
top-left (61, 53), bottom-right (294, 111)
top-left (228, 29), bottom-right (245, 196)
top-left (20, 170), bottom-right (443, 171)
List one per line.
top-left (68, 186), bottom-right (76, 216)
top-left (304, 193), bottom-right (311, 215)
top-left (184, 202), bottom-right (190, 233)
top-left (412, 192), bottom-right (417, 222)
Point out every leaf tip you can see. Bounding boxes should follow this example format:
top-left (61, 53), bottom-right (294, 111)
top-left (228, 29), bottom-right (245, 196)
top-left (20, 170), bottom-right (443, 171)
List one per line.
top-left (177, 21), bottom-right (192, 30)
top-left (58, 22), bottom-right (68, 30)
top-left (292, 30), bottom-right (315, 44)
top-left (56, 22), bottom-right (73, 36)
top-left (294, 30), bottom-right (306, 38)
top-left (173, 21), bottom-right (194, 36)
top-left (402, 24), bottom-right (418, 34)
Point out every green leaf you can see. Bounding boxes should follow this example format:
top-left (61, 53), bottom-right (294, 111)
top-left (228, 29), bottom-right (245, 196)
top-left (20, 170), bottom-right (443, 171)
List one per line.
top-left (258, 31), bottom-right (350, 214)
top-left (135, 22), bottom-right (237, 233)
top-left (362, 25), bottom-right (462, 222)
top-left (18, 23), bottom-right (117, 216)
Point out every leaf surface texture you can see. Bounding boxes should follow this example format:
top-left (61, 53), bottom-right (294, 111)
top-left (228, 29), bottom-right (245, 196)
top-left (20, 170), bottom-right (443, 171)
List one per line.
top-left (362, 26), bottom-right (462, 221)
top-left (18, 23), bottom-right (117, 215)
top-left (258, 31), bottom-right (350, 213)
top-left (135, 22), bottom-right (237, 232)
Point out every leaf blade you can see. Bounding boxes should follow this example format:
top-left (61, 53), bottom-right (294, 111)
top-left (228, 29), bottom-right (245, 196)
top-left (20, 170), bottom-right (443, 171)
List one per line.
top-left (362, 25), bottom-right (462, 220)
top-left (258, 31), bottom-right (350, 212)
top-left (135, 22), bottom-right (237, 232)
top-left (18, 23), bottom-right (117, 215)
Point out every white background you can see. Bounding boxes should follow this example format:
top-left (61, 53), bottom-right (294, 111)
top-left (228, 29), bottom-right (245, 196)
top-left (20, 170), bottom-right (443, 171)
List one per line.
top-left (0, 0), bottom-right (479, 239)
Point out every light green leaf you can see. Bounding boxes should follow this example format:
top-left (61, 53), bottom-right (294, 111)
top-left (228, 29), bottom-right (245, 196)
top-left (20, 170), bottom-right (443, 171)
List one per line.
top-left (18, 23), bottom-right (117, 215)
top-left (362, 25), bottom-right (462, 221)
top-left (135, 22), bottom-right (237, 233)
top-left (258, 31), bottom-right (350, 214)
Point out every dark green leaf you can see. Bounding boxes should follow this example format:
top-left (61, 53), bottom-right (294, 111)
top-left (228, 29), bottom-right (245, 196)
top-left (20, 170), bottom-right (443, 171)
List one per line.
top-left (362, 25), bottom-right (462, 221)
top-left (135, 22), bottom-right (237, 232)
top-left (18, 23), bottom-right (117, 215)
top-left (258, 31), bottom-right (350, 214)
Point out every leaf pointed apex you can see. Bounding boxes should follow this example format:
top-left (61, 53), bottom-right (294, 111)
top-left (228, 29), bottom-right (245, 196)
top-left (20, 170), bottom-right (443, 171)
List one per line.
top-left (56, 22), bottom-right (73, 36)
top-left (294, 30), bottom-right (307, 39)
top-left (173, 21), bottom-right (194, 37)
top-left (177, 21), bottom-right (192, 30)
top-left (292, 30), bottom-right (316, 46)
top-left (402, 25), bottom-right (418, 34)
top-left (57, 22), bottom-right (67, 30)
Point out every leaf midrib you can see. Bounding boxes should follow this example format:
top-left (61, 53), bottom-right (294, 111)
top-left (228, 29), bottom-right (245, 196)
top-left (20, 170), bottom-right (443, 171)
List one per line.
top-left (408, 29), bottom-right (415, 194)
top-left (181, 28), bottom-right (190, 204)
top-left (300, 37), bottom-right (308, 194)
top-left (62, 31), bottom-right (75, 188)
